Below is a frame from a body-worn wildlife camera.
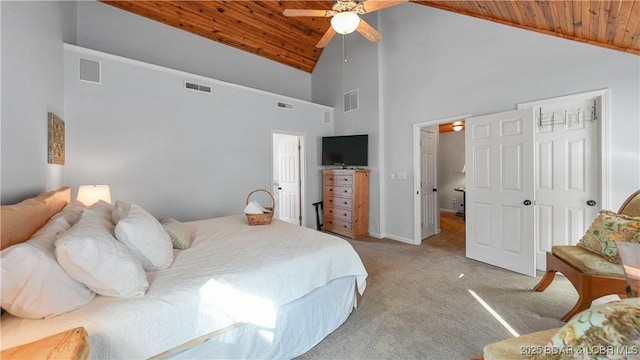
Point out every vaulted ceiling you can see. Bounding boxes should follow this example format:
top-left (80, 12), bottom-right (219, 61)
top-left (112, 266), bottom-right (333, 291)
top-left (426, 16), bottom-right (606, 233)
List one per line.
top-left (102, 1), bottom-right (640, 73)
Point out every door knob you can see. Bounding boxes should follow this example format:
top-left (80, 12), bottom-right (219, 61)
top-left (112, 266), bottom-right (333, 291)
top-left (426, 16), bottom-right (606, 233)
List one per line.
top-left (586, 200), bottom-right (597, 206)
top-left (278, 187), bottom-right (282, 190)
top-left (432, 188), bottom-right (437, 192)
top-left (523, 200), bottom-right (532, 206)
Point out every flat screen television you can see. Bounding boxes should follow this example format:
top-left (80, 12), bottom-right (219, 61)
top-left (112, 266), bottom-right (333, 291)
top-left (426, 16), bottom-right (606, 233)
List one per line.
top-left (321, 134), bottom-right (368, 167)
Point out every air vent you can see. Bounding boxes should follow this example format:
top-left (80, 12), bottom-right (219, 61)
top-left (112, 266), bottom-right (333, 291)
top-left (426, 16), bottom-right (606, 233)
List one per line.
top-left (277, 101), bottom-right (294, 110)
top-left (79, 58), bottom-right (100, 84)
top-left (185, 81), bottom-right (212, 94)
top-left (344, 89), bottom-right (359, 112)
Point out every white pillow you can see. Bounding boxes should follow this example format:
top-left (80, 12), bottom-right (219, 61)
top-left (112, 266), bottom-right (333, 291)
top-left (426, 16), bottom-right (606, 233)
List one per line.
top-left (55, 212), bottom-right (149, 297)
top-left (114, 204), bottom-right (173, 271)
top-left (111, 200), bottom-right (131, 224)
top-left (1, 217), bottom-right (95, 319)
top-left (50, 200), bottom-right (87, 225)
top-left (85, 200), bottom-right (114, 221)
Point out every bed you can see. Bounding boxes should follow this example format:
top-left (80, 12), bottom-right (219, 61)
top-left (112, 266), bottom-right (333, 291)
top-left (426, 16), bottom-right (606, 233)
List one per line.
top-left (1, 187), bottom-right (368, 359)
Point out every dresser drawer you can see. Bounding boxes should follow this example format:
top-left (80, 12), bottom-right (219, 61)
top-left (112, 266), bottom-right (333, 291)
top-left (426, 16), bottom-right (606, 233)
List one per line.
top-left (324, 173), bottom-right (353, 186)
top-left (323, 218), bottom-right (353, 237)
top-left (325, 206), bottom-right (352, 221)
top-left (324, 186), bottom-right (353, 198)
top-left (324, 196), bottom-right (353, 209)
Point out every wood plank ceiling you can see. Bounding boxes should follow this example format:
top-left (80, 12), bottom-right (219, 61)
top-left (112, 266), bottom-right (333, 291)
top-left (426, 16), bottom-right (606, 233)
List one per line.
top-left (102, 1), bottom-right (640, 73)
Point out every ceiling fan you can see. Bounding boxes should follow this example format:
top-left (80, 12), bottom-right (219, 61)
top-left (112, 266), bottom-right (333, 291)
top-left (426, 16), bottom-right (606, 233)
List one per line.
top-left (283, 0), bottom-right (408, 48)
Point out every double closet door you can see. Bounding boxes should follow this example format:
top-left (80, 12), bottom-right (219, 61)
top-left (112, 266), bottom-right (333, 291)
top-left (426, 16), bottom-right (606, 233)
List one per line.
top-left (465, 92), bottom-right (603, 276)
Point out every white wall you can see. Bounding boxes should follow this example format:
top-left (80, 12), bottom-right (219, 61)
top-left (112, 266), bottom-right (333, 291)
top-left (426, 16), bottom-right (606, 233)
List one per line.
top-left (438, 131), bottom-right (465, 212)
top-left (378, 4), bottom-right (640, 241)
top-left (64, 45), bottom-right (333, 225)
top-left (1, 1), bottom-right (77, 204)
top-left (75, 2), bottom-right (312, 101)
top-left (312, 14), bottom-right (383, 235)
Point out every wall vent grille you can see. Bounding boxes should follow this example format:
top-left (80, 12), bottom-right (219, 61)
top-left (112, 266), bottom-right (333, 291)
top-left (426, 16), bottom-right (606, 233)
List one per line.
top-left (79, 58), bottom-right (101, 84)
top-left (185, 81), bottom-right (212, 94)
top-left (344, 89), bottom-right (359, 112)
top-left (323, 111), bottom-right (331, 124)
top-left (277, 101), bottom-right (294, 110)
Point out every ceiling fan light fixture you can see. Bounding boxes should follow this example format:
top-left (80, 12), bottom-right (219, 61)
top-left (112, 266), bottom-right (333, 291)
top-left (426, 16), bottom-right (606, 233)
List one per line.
top-left (331, 12), bottom-right (360, 34)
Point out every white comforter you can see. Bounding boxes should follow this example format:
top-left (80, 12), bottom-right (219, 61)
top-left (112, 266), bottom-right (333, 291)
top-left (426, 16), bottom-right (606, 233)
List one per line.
top-left (1, 215), bottom-right (368, 359)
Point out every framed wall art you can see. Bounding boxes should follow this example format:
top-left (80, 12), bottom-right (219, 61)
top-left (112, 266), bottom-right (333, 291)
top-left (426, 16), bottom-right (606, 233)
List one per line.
top-left (47, 112), bottom-right (65, 165)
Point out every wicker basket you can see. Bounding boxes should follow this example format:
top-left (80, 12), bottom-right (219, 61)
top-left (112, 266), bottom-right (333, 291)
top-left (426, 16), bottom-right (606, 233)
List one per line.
top-left (245, 189), bottom-right (275, 225)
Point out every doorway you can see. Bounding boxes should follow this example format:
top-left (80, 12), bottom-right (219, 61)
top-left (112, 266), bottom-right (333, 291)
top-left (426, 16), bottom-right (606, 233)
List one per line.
top-left (414, 114), bottom-right (471, 245)
top-left (272, 132), bottom-right (305, 226)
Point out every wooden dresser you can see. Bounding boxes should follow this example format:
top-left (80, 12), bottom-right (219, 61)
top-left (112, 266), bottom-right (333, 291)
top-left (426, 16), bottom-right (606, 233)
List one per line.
top-left (322, 169), bottom-right (369, 239)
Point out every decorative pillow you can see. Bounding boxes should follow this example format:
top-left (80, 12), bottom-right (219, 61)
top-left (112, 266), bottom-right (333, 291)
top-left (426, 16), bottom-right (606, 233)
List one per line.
top-left (114, 204), bottom-right (173, 271)
top-left (161, 218), bottom-right (191, 249)
top-left (112, 200), bottom-right (131, 224)
top-left (1, 216), bottom-right (95, 319)
top-left (577, 210), bottom-right (640, 264)
top-left (544, 298), bottom-right (640, 359)
top-left (55, 212), bottom-right (149, 297)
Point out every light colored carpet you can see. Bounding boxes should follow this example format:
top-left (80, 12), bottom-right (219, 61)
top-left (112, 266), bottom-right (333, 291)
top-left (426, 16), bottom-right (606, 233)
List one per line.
top-left (298, 213), bottom-right (576, 359)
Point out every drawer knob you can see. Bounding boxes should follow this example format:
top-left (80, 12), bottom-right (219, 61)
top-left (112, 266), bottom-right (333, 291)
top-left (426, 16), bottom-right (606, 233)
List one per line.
top-left (343, 213), bottom-right (347, 216)
top-left (343, 225), bottom-right (347, 228)
top-left (344, 190), bottom-right (348, 193)
top-left (343, 201), bottom-right (348, 205)
top-left (344, 178), bottom-right (348, 181)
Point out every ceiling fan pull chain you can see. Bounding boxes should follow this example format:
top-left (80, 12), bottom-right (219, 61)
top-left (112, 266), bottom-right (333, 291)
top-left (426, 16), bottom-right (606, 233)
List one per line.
top-left (343, 33), bottom-right (347, 63)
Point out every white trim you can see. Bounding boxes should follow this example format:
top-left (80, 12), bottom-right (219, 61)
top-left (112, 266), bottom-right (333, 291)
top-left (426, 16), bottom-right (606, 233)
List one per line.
top-left (377, 18), bottom-right (386, 237)
top-left (384, 233), bottom-right (419, 245)
top-left (413, 114), bottom-right (471, 245)
top-left (516, 88), bottom-right (610, 209)
top-left (270, 130), bottom-right (307, 228)
top-left (64, 43), bottom-right (332, 111)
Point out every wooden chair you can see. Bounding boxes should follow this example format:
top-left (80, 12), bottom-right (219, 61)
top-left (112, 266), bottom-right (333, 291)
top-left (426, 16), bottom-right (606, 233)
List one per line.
top-left (533, 190), bottom-right (640, 321)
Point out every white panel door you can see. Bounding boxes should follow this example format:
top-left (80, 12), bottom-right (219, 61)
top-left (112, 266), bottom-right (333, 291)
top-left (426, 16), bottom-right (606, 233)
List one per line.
top-left (277, 135), bottom-right (301, 225)
top-left (466, 109), bottom-right (536, 276)
top-left (421, 128), bottom-right (438, 239)
top-left (532, 97), bottom-right (601, 269)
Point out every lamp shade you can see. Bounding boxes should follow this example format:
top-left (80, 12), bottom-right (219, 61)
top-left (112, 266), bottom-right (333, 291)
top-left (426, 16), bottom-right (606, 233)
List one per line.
top-left (331, 12), bottom-right (360, 34)
top-left (77, 185), bottom-right (111, 206)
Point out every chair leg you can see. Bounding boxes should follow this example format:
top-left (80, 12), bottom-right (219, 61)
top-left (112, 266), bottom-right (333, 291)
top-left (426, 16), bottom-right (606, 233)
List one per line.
top-left (534, 270), bottom-right (557, 292)
top-left (561, 294), bottom-right (592, 322)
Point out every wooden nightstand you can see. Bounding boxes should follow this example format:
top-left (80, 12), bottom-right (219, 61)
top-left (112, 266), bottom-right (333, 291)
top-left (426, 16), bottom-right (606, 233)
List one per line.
top-left (0, 327), bottom-right (90, 360)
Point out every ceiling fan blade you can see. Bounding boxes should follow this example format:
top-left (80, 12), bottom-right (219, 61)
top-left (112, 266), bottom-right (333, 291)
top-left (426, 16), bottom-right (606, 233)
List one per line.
top-left (359, 0), bottom-right (408, 14)
top-left (283, 9), bottom-right (335, 17)
top-left (316, 26), bottom-right (337, 48)
top-left (356, 19), bottom-right (382, 42)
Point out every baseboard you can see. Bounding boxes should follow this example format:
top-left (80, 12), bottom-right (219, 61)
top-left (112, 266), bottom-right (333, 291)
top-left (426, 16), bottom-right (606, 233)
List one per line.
top-left (440, 208), bottom-right (456, 213)
top-left (383, 233), bottom-right (419, 245)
